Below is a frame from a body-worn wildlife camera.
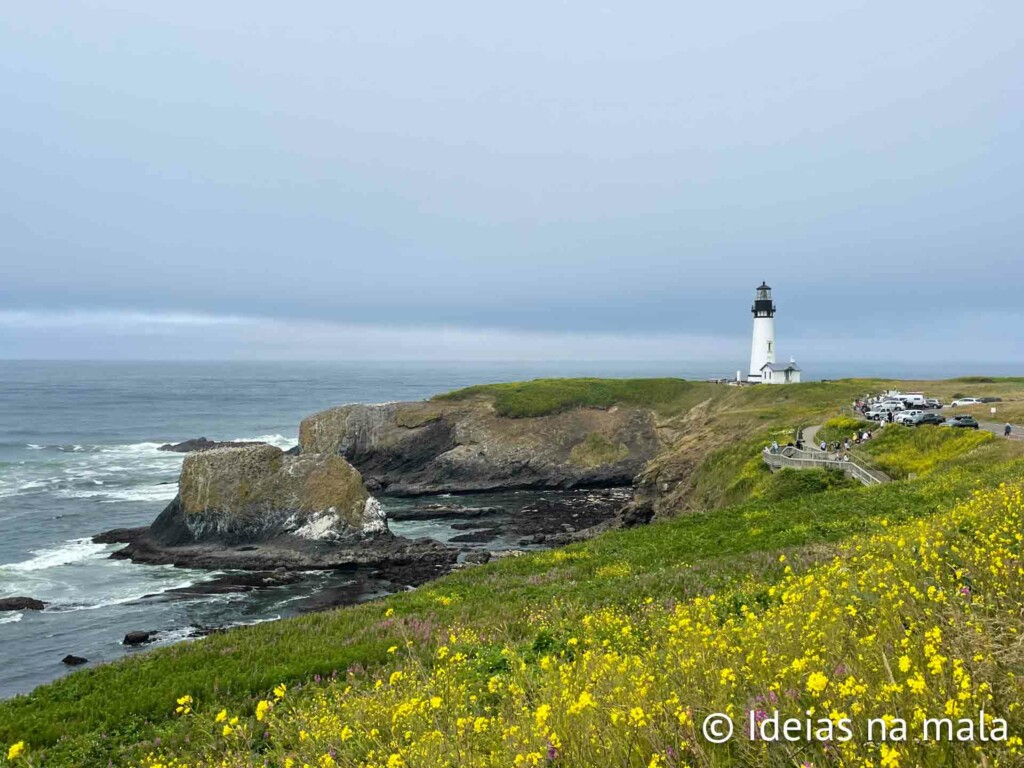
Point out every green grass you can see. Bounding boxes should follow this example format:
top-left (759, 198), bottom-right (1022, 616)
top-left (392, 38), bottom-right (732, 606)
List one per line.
top-left (433, 377), bottom-right (714, 418)
top-left (757, 466), bottom-right (858, 500)
top-left (950, 376), bottom-right (1024, 384)
top-left (815, 415), bottom-right (873, 444)
top-left (853, 422), bottom-right (994, 479)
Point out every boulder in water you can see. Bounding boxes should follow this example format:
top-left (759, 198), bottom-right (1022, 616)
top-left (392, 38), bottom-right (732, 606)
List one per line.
top-left (0, 597), bottom-right (46, 611)
top-left (149, 444), bottom-right (386, 546)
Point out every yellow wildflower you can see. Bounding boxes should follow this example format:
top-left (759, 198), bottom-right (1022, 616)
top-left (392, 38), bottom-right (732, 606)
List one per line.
top-left (255, 699), bottom-right (271, 721)
top-left (806, 672), bottom-right (829, 696)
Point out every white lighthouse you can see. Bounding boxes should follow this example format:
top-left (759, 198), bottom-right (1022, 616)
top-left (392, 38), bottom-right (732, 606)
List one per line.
top-left (746, 281), bottom-right (801, 384)
top-left (748, 281), bottom-right (776, 382)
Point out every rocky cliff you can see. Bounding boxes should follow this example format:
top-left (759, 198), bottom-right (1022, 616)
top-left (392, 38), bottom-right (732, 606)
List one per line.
top-left (149, 444), bottom-right (386, 546)
top-left (298, 400), bottom-right (662, 495)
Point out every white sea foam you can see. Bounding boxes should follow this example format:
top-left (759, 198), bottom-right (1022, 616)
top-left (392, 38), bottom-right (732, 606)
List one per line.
top-left (0, 538), bottom-right (110, 572)
top-left (150, 627), bottom-right (199, 646)
top-left (0, 613), bottom-right (23, 625)
top-left (25, 444), bottom-right (44, 451)
top-left (57, 483), bottom-right (177, 503)
top-left (103, 484), bottom-right (178, 502)
top-left (46, 575), bottom-right (210, 612)
top-left (100, 442), bottom-right (168, 454)
top-left (230, 615), bottom-right (281, 627)
top-left (237, 434), bottom-right (299, 450)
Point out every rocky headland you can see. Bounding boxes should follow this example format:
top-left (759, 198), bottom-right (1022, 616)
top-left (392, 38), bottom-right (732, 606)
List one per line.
top-left (298, 398), bottom-right (660, 495)
top-left (102, 394), bottom-right (662, 587)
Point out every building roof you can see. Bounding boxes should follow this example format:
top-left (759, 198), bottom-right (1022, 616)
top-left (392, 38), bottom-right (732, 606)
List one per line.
top-left (760, 360), bottom-right (801, 372)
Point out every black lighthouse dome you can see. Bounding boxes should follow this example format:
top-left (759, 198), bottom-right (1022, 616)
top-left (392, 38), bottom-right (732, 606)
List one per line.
top-left (752, 281), bottom-right (775, 317)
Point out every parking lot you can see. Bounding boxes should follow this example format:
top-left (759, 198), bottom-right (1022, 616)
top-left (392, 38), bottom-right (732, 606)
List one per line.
top-left (854, 391), bottom-right (1022, 439)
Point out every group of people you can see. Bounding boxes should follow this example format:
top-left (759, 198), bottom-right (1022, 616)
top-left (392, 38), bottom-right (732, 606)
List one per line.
top-left (818, 431), bottom-right (872, 455)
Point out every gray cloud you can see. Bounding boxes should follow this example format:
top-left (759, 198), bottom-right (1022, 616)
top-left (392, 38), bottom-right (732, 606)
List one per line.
top-left (1, 1), bottom-right (1021, 361)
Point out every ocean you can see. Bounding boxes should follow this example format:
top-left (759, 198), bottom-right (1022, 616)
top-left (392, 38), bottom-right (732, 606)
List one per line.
top-left (1, 358), bottom-right (1017, 699)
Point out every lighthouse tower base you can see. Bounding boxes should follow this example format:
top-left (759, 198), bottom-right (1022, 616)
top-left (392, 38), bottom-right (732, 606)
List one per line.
top-left (748, 316), bottom-right (775, 382)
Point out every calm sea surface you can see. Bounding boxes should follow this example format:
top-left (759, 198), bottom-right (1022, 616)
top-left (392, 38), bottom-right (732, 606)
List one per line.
top-left (1, 359), bottom-right (1016, 698)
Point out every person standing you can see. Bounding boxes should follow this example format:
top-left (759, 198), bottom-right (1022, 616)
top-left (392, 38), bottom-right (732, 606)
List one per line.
top-left (1006, 423), bottom-right (1013, 438)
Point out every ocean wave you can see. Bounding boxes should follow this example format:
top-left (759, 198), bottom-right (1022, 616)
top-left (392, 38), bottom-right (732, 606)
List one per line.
top-left (57, 483), bottom-right (177, 503)
top-left (0, 613), bottom-right (23, 625)
top-left (0, 538), bottom-right (110, 572)
top-left (229, 614), bottom-right (281, 628)
top-left (237, 434), bottom-right (299, 450)
top-left (149, 626), bottom-right (200, 646)
top-left (20, 441), bottom-right (172, 455)
top-left (0, 478), bottom-right (53, 496)
top-left (100, 484), bottom-right (177, 503)
top-left (99, 442), bottom-right (168, 454)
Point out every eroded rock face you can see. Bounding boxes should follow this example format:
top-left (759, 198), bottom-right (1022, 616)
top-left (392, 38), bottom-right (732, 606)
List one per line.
top-left (150, 444), bottom-right (386, 546)
top-left (298, 401), bottom-right (661, 495)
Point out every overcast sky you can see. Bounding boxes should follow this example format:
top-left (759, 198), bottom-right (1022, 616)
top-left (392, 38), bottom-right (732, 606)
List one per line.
top-left (1, 2), bottom-right (1021, 363)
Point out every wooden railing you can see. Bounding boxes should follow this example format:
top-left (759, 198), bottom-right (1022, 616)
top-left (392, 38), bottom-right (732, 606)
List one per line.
top-left (763, 446), bottom-right (890, 486)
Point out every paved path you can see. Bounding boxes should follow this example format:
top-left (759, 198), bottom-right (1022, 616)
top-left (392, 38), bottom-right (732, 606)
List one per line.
top-left (979, 420), bottom-right (1023, 440)
top-left (802, 424), bottom-right (821, 447)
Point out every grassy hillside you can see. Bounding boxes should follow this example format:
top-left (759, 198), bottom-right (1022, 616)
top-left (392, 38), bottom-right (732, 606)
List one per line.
top-left (3, 377), bottom-right (1024, 766)
top-left (433, 377), bottom-right (715, 418)
top-left (130, 479), bottom-right (1024, 768)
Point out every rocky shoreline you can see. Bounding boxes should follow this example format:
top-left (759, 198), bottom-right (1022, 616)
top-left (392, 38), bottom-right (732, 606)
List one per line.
top-left (83, 396), bottom-right (652, 632)
top-left (95, 487), bottom-right (632, 585)
top-left (99, 524), bottom-right (459, 582)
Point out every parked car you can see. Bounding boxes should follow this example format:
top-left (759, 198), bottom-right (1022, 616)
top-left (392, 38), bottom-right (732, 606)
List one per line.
top-left (879, 401), bottom-right (906, 412)
top-left (899, 394), bottom-right (927, 407)
top-left (867, 405), bottom-right (901, 420)
top-left (950, 397), bottom-right (982, 407)
top-left (911, 412), bottom-right (946, 426)
top-left (944, 415), bottom-right (980, 429)
top-left (895, 409), bottom-right (924, 424)
top-left (923, 398), bottom-right (943, 409)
